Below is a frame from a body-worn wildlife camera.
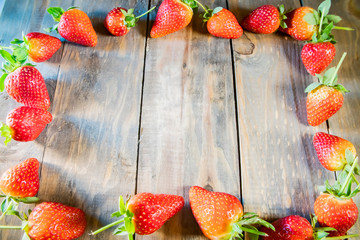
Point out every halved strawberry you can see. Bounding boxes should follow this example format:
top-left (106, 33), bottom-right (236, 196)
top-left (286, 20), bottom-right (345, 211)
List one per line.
top-left (189, 186), bottom-right (274, 239)
top-left (305, 52), bottom-right (348, 126)
top-left (150, 0), bottom-right (197, 38)
top-left (91, 193), bottom-right (184, 239)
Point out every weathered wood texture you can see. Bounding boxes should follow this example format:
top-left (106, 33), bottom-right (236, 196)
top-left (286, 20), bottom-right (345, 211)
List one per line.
top-left (136, 0), bottom-right (240, 239)
top-left (304, 0), bottom-right (360, 234)
top-left (229, 0), bottom-right (335, 229)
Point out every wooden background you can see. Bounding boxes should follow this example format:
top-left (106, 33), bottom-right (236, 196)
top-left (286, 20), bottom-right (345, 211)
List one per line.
top-left (0, 0), bottom-right (359, 239)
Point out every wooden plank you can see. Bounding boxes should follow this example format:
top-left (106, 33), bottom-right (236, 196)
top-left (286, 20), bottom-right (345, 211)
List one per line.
top-left (0, 1), bottom-right (64, 239)
top-left (36, 0), bottom-right (150, 239)
top-left (229, 0), bottom-right (334, 228)
top-left (136, 0), bottom-right (240, 239)
top-left (303, 0), bottom-right (360, 234)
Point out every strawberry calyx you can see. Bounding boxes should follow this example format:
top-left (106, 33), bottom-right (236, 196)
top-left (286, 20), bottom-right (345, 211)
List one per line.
top-left (310, 214), bottom-right (359, 239)
top-left (182, 0), bottom-right (198, 10)
top-left (0, 123), bottom-right (13, 145)
top-left (303, 0), bottom-right (353, 43)
top-left (121, 6), bottom-right (156, 30)
top-left (226, 212), bottom-right (275, 239)
top-left (194, 0), bottom-right (222, 23)
top-left (46, 6), bottom-right (78, 32)
top-left (0, 208), bottom-right (33, 240)
top-left (278, 4), bottom-right (288, 29)
top-left (90, 195), bottom-right (135, 240)
top-left (0, 195), bottom-right (39, 221)
top-left (305, 52), bottom-right (348, 94)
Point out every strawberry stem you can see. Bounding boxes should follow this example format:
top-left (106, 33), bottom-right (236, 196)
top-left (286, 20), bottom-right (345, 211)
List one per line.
top-left (194, 0), bottom-right (208, 13)
top-left (338, 156), bottom-right (358, 195)
top-left (90, 218), bottom-right (125, 235)
top-left (135, 6), bottom-right (156, 20)
top-left (329, 52), bottom-right (347, 86)
top-left (333, 26), bottom-right (354, 31)
top-left (0, 225), bottom-right (22, 229)
top-left (324, 234), bottom-right (359, 239)
top-left (318, 6), bottom-right (326, 36)
top-left (352, 174), bottom-right (359, 185)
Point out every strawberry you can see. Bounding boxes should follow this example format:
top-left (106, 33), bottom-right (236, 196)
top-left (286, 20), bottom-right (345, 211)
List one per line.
top-left (10, 32), bottom-right (61, 63)
top-left (305, 52), bottom-right (348, 126)
top-left (241, 5), bottom-right (287, 34)
top-left (91, 193), bottom-right (184, 239)
top-left (260, 215), bottom-right (313, 240)
top-left (199, 6), bottom-right (243, 39)
top-left (314, 194), bottom-right (358, 236)
top-left (105, 7), bottom-right (155, 36)
top-left (301, 42), bottom-right (335, 76)
top-left (0, 158), bottom-right (39, 198)
top-left (0, 106), bottom-right (52, 145)
top-left (150, 0), bottom-right (197, 38)
top-left (4, 66), bottom-right (50, 110)
top-left (313, 132), bottom-right (357, 171)
top-left (47, 7), bottom-right (97, 47)
top-left (189, 186), bottom-right (274, 239)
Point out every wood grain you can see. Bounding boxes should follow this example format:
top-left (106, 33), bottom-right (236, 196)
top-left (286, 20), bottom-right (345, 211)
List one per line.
top-left (304, 0), bottom-right (360, 235)
top-left (229, 0), bottom-right (334, 230)
top-left (136, 0), bottom-right (240, 239)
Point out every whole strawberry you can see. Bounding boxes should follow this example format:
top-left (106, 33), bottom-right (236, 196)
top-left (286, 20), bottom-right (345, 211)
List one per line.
top-left (313, 132), bottom-right (357, 171)
top-left (305, 52), bottom-right (348, 126)
top-left (150, 0), bottom-right (197, 38)
top-left (200, 6), bottom-right (243, 39)
top-left (10, 32), bottom-right (61, 63)
top-left (4, 66), bottom-right (50, 110)
top-left (314, 193), bottom-right (358, 236)
top-left (0, 158), bottom-right (39, 198)
top-left (47, 7), bottom-right (97, 47)
top-left (260, 215), bottom-right (313, 240)
top-left (0, 106), bottom-right (52, 145)
top-left (302, 42), bottom-right (335, 75)
top-left (241, 5), bottom-right (287, 34)
top-left (189, 186), bottom-right (274, 239)
top-left (26, 202), bottom-right (86, 240)
top-left (105, 7), bottom-right (155, 36)
top-left (91, 193), bottom-right (184, 239)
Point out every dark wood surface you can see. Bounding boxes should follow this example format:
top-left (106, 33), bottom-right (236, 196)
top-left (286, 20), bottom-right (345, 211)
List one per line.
top-left (0, 0), bottom-right (359, 239)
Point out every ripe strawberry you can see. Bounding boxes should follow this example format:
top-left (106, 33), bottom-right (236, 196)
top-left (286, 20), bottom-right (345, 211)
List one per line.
top-left (313, 132), bottom-right (357, 171)
top-left (47, 7), bottom-right (97, 47)
top-left (0, 106), bottom-right (52, 145)
top-left (150, 0), bottom-right (197, 38)
top-left (314, 193), bottom-right (358, 236)
top-left (279, 6), bottom-right (317, 41)
top-left (105, 7), bottom-right (155, 36)
top-left (26, 202), bottom-right (86, 240)
top-left (0, 158), bottom-right (39, 198)
top-left (302, 42), bottom-right (336, 76)
top-left (200, 7), bottom-right (243, 39)
top-left (189, 186), bottom-right (274, 239)
top-left (260, 215), bottom-right (313, 240)
top-left (4, 66), bottom-right (50, 110)
top-left (305, 53), bottom-right (348, 126)
top-left (241, 5), bottom-right (287, 34)
top-left (10, 32), bottom-right (61, 63)
top-left (91, 193), bottom-right (184, 238)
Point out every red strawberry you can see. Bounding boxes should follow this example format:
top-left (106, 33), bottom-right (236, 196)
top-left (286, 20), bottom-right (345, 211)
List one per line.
top-left (260, 215), bottom-right (313, 240)
top-left (91, 193), bottom-right (184, 238)
top-left (189, 186), bottom-right (274, 239)
top-left (150, 0), bottom-right (197, 38)
top-left (105, 7), bottom-right (155, 36)
top-left (47, 7), bottom-right (97, 47)
top-left (314, 193), bottom-right (358, 236)
top-left (301, 42), bottom-right (336, 76)
top-left (305, 53), bottom-right (348, 126)
top-left (200, 7), bottom-right (243, 39)
top-left (0, 106), bottom-right (52, 145)
top-left (279, 7), bottom-right (317, 41)
top-left (313, 132), bottom-right (356, 171)
top-left (11, 32), bottom-right (61, 63)
top-left (241, 5), bottom-right (287, 34)
top-left (4, 66), bottom-right (50, 110)
top-left (26, 202), bottom-right (86, 240)
top-left (0, 158), bottom-right (39, 198)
